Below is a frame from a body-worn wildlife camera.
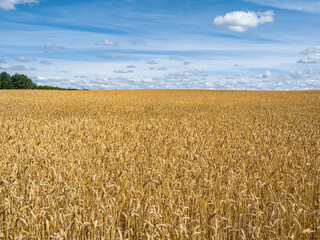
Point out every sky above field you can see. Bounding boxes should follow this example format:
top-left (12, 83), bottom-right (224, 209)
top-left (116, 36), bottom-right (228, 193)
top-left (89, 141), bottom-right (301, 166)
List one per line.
top-left (0, 0), bottom-right (320, 90)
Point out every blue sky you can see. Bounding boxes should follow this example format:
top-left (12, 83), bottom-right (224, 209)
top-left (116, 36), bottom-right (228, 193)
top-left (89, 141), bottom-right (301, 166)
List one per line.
top-left (0, 0), bottom-right (320, 90)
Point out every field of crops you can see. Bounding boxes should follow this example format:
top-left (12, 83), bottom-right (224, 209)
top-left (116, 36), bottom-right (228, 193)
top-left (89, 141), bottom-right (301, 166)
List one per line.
top-left (0, 90), bottom-right (319, 239)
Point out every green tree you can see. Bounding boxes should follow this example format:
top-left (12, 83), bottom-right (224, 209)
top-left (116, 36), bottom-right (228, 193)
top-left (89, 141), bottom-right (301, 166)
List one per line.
top-left (12, 73), bottom-right (36, 89)
top-left (0, 72), bottom-right (14, 89)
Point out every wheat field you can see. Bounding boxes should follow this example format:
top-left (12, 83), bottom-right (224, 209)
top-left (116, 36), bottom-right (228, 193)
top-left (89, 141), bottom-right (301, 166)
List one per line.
top-left (0, 90), bottom-right (319, 239)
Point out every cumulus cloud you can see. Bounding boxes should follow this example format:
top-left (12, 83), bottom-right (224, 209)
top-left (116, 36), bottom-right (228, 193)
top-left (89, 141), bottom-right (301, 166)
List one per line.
top-left (289, 69), bottom-right (310, 79)
top-left (12, 65), bottom-right (36, 70)
top-left (126, 65), bottom-right (136, 69)
top-left (43, 42), bottom-right (64, 53)
top-left (36, 76), bottom-right (62, 82)
top-left (160, 69), bottom-right (203, 81)
top-left (0, 63), bottom-right (10, 70)
top-left (0, 64), bottom-right (36, 70)
top-left (34, 76), bottom-right (72, 88)
top-left (183, 61), bottom-right (191, 66)
top-left (213, 10), bottom-right (274, 32)
top-left (297, 46), bottom-right (320, 64)
top-left (102, 55), bottom-right (121, 60)
top-left (28, 66), bottom-right (320, 90)
top-left (104, 38), bottom-right (118, 46)
top-left (0, 0), bottom-right (38, 10)
top-left (148, 69), bottom-right (206, 89)
top-left (300, 45), bottom-right (320, 55)
top-left (15, 56), bottom-right (30, 62)
top-left (66, 68), bottom-right (209, 90)
top-left (113, 69), bottom-right (133, 74)
top-left (258, 70), bottom-right (272, 78)
top-left (297, 54), bottom-right (320, 64)
top-left (39, 60), bottom-right (52, 65)
top-left (146, 60), bottom-right (158, 65)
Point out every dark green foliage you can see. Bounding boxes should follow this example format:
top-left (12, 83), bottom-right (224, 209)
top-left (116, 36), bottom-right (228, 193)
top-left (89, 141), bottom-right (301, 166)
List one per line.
top-left (0, 72), bottom-right (75, 90)
top-left (0, 72), bottom-right (14, 89)
top-left (12, 73), bottom-right (36, 89)
top-left (35, 85), bottom-right (69, 90)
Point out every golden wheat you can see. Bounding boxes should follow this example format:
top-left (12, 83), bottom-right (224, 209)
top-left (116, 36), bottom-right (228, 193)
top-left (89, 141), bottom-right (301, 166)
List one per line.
top-left (0, 90), bottom-right (319, 239)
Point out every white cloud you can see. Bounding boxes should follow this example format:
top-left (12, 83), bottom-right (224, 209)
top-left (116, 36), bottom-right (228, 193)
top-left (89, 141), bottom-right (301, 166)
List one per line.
top-left (146, 60), bottom-right (158, 64)
top-left (289, 69), bottom-right (310, 79)
top-left (40, 60), bottom-right (52, 65)
top-left (113, 69), bottom-right (133, 73)
top-left (15, 56), bottom-right (30, 62)
top-left (297, 54), bottom-right (320, 64)
top-left (12, 65), bottom-right (36, 70)
top-left (27, 61), bottom-right (320, 90)
top-left (0, 0), bottom-right (38, 11)
top-left (34, 76), bottom-right (69, 88)
top-left (78, 75), bottom-right (88, 79)
top-left (102, 55), bottom-right (121, 59)
top-left (0, 63), bottom-right (10, 70)
top-left (305, 80), bottom-right (320, 88)
top-left (43, 43), bottom-right (64, 53)
top-left (213, 10), bottom-right (274, 32)
top-left (36, 76), bottom-right (48, 81)
top-left (104, 38), bottom-right (118, 46)
top-left (157, 69), bottom-right (203, 82)
top-left (0, 64), bottom-right (36, 70)
top-left (297, 46), bottom-right (320, 64)
top-left (300, 46), bottom-right (320, 55)
top-left (36, 76), bottom-right (62, 82)
top-left (258, 70), bottom-right (272, 78)
top-left (183, 61), bottom-right (191, 65)
top-left (126, 65), bottom-right (136, 69)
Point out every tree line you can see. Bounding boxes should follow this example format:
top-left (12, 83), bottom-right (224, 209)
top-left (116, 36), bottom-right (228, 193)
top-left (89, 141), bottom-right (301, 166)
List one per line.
top-left (0, 72), bottom-right (73, 90)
